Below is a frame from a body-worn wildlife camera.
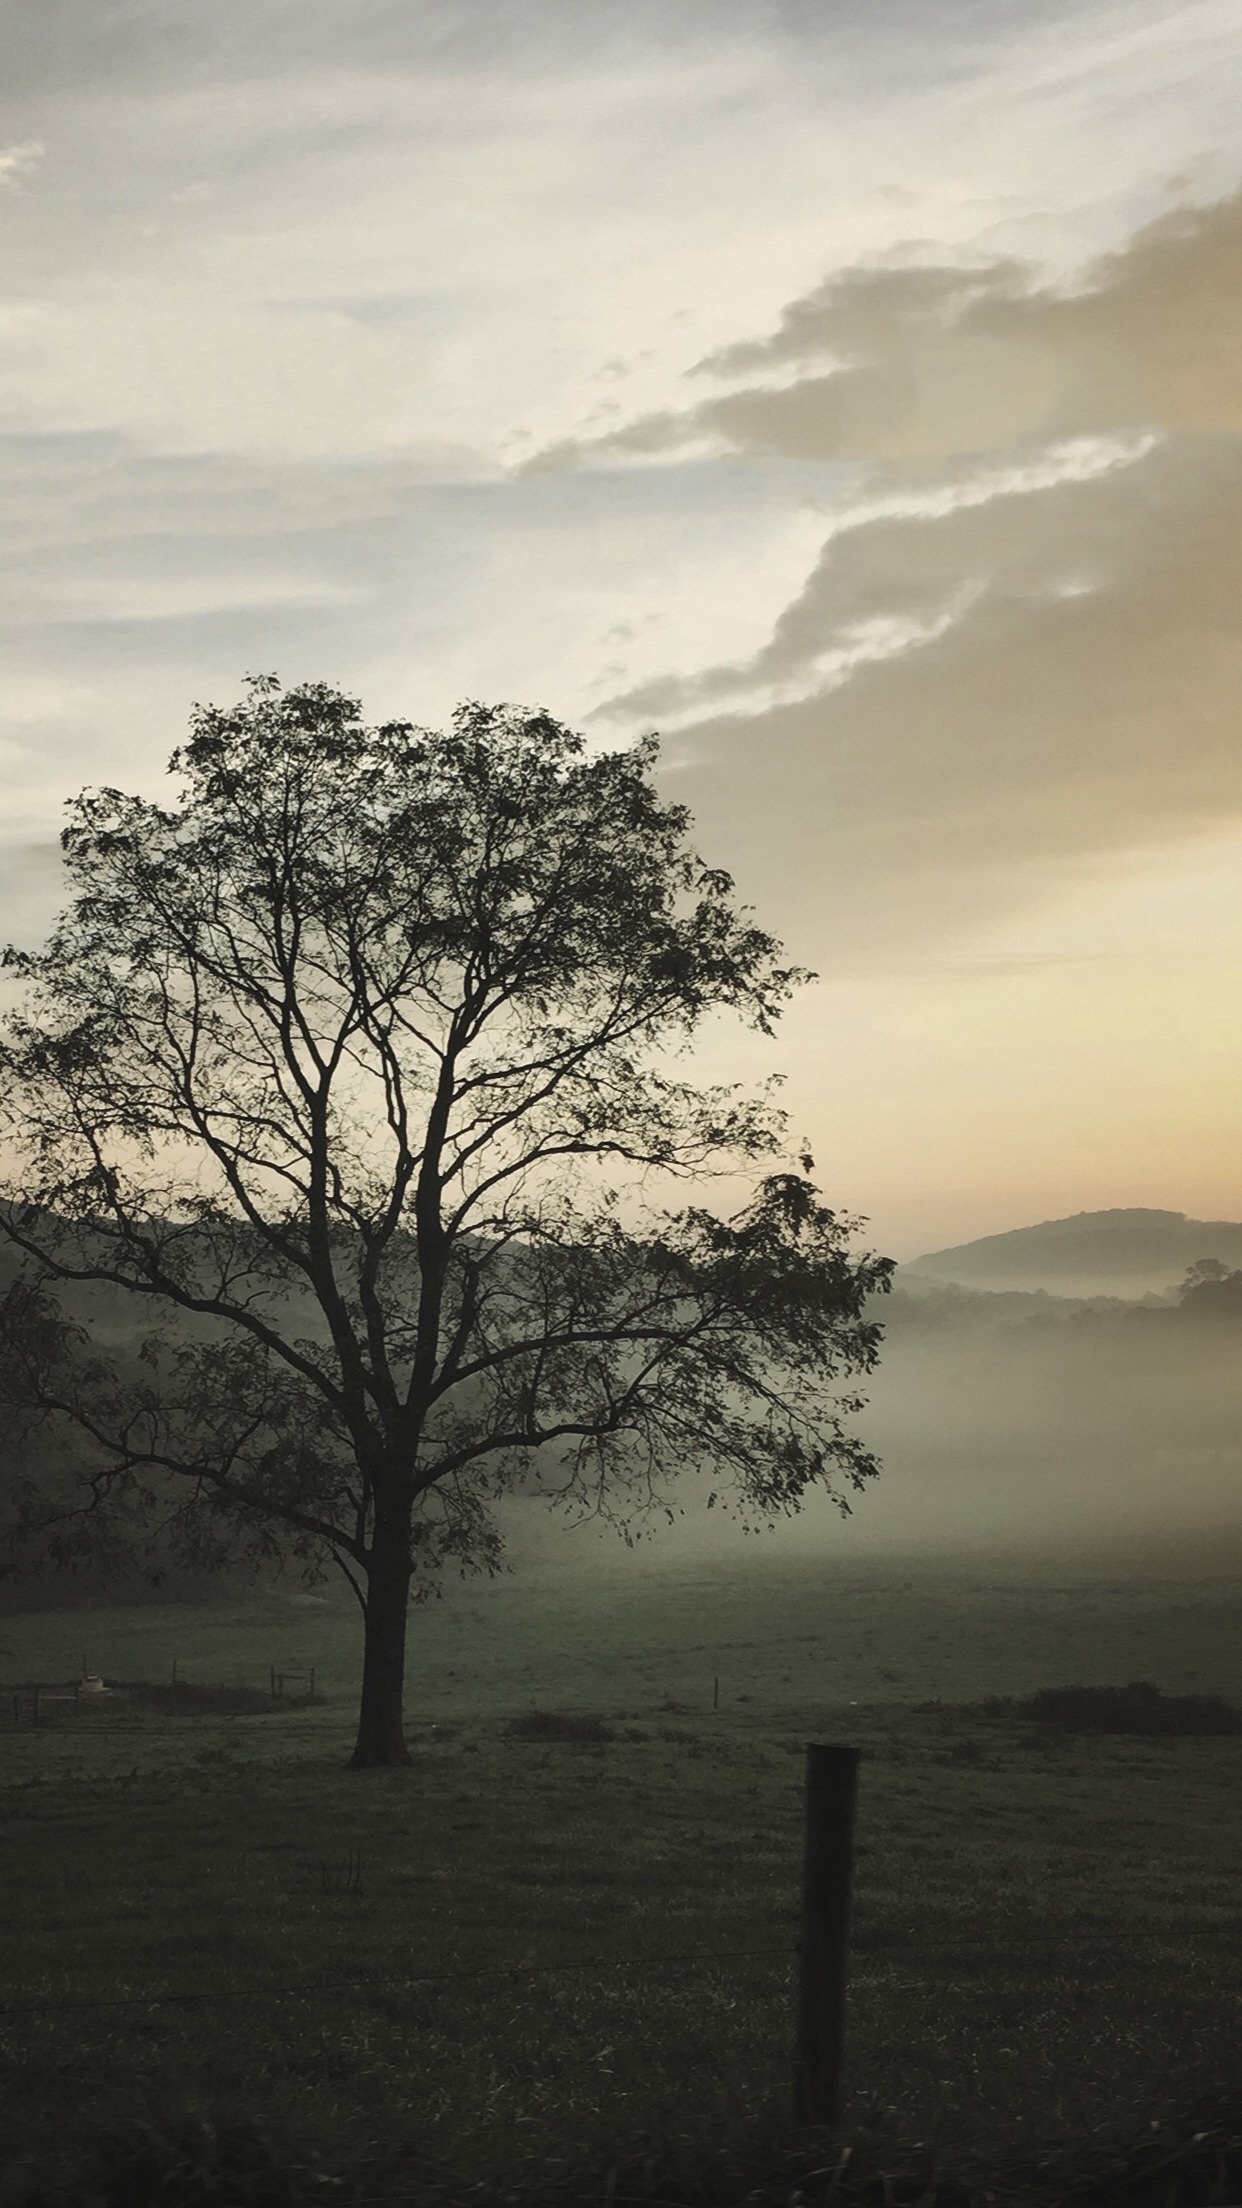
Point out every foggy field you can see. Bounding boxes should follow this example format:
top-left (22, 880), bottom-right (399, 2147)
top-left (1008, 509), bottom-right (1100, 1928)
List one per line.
top-left (1, 1545), bottom-right (1240, 2201)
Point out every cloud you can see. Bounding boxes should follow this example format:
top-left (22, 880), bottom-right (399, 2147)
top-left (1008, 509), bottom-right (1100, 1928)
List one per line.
top-left (529, 189), bottom-right (1242, 965)
top-left (654, 428), bottom-right (1242, 965)
top-left (0, 141), bottom-right (44, 190)
top-left (596, 431), bottom-right (1155, 727)
top-left (526, 188), bottom-right (1242, 477)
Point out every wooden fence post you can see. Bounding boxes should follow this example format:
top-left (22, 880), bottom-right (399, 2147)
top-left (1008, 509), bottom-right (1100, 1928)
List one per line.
top-left (794, 1742), bottom-right (860, 2127)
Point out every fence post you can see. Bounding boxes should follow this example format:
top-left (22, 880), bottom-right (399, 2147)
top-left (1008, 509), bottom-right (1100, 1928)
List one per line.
top-left (794, 1742), bottom-right (859, 2127)
top-left (713, 1674), bottom-right (719, 1711)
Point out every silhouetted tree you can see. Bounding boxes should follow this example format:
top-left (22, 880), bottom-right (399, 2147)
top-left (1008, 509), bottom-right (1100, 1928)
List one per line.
top-left (0, 679), bottom-right (892, 1766)
top-left (1177, 1259), bottom-right (1242, 1319)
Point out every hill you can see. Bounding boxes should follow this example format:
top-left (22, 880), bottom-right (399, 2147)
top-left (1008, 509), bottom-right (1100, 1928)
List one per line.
top-left (905, 1207), bottom-right (1242, 1298)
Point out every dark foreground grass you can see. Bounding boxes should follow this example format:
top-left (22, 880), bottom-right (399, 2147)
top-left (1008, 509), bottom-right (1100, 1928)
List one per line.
top-left (0, 1688), bottom-right (1239, 2204)
top-left (2, 1552), bottom-right (1240, 2206)
top-left (2, 2089), bottom-right (1241, 2206)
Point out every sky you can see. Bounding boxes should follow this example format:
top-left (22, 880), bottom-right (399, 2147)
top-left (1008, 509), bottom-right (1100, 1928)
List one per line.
top-left (2, 0), bottom-right (1241, 1260)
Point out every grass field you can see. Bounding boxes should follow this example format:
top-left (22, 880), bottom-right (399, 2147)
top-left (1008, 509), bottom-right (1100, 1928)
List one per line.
top-left (1, 1537), bottom-right (1240, 2204)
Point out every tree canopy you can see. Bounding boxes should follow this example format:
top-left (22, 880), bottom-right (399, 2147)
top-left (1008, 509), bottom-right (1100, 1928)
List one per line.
top-left (1177, 1260), bottom-right (1242, 1317)
top-left (0, 678), bottom-right (892, 1764)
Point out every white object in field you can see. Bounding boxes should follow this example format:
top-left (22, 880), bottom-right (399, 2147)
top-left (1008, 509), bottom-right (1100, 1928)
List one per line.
top-left (80, 1674), bottom-right (109, 1694)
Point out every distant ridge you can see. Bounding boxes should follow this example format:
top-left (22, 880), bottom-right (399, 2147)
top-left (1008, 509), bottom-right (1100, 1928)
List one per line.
top-left (906, 1208), bottom-right (1242, 1297)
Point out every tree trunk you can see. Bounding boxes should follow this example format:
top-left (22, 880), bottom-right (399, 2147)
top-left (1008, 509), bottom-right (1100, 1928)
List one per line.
top-left (348, 1530), bottom-right (413, 1769)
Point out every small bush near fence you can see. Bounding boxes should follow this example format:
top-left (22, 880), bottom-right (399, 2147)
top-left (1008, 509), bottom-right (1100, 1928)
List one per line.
top-left (973, 1681), bottom-right (1242, 1735)
top-left (503, 1709), bottom-right (617, 1744)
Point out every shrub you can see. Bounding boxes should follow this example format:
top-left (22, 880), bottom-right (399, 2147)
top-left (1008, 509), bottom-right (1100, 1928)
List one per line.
top-left (502, 1709), bottom-right (617, 1744)
top-left (1019, 1681), bottom-right (1242, 1735)
top-left (945, 1738), bottom-right (987, 1765)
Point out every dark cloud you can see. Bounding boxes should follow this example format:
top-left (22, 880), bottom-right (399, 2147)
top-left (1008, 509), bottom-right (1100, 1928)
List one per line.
top-left (660, 432), bottom-right (1242, 961)
top-left (525, 189), bottom-right (1242, 475)
top-left (0, 0), bottom-right (1062, 99)
top-left (0, 0), bottom-right (799, 99)
top-left (510, 190), bottom-right (1242, 963)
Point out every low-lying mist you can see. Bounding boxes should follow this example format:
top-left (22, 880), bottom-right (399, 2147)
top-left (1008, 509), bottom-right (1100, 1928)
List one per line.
top-left (844, 1281), bottom-right (1242, 1560)
top-left (498, 1277), bottom-right (1242, 1584)
top-left (5, 1266), bottom-right (1242, 1614)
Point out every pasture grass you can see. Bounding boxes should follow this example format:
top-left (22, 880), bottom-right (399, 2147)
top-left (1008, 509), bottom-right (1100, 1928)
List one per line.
top-left (0, 1546), bottom-right (1240, 2202)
